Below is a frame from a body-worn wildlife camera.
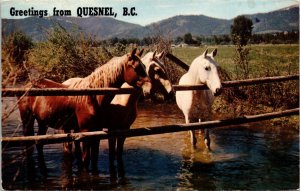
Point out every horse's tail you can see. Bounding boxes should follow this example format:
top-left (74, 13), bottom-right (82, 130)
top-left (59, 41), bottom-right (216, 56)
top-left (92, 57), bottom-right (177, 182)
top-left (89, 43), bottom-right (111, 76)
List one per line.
top-left (18, 96), bottom-right (35, 156)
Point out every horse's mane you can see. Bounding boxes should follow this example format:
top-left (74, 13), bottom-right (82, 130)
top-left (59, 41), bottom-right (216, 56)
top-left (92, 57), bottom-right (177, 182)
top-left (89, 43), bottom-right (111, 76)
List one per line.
top-left (68, 54), bottom-right (128, 89)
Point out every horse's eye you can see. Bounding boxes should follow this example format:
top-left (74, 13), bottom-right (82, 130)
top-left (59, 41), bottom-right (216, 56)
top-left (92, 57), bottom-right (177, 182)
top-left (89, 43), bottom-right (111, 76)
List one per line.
top-left (205, 66), bottom-right (211, 71)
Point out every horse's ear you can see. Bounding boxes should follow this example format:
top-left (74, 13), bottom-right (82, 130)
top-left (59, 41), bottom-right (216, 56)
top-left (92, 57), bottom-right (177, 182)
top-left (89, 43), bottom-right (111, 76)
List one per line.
top-left (130, 48), bottom-right (137, 57)
top-left (161, 51), bottom-right (166, 58)
top-left (157, 51), bottom-right (165, 59)
top-left (152, 50), bottom-right (157, 59)
top-left (211, 48), bottom-right (217, 57)
top-left (203, 49), bottom-right (209, 57)
top-left (138, 49), bottom-right (144, 57)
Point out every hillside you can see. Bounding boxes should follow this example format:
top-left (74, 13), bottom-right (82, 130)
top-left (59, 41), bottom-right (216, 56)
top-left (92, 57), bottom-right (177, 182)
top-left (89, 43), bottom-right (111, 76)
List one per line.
top-left (145, 15), bottom-right (231, 36)
top-left (2, 4), bottom-right (298, 40)
top-left (144, 5), bottom-right (299, 37)
top-left (247, 5), bottom-right (299, 33)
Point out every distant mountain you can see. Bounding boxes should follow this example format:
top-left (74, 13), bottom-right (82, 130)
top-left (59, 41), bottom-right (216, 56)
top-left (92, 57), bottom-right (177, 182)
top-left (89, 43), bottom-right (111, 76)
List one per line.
top-left (61, 17), bottom-right (144, 38)
top-left (247, 4), bottom-right (299, 34)
top-left (143, 4), bottom-right (299, 37)
top-left (145, 15), bottom-right (231, 37)
top-left (2, 4), bottom-right (298, 41)
top-left (2, 16), bottom-right (144, 41)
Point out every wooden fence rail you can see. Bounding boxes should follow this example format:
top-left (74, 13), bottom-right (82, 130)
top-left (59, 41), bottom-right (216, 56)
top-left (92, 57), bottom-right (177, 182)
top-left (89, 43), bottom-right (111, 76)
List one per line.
top-left (2, 74), bottom-right (299, 97)
top-left (174, 74), bottom-right (299, 91)
top-left (2, 108), bottom-right (299, 147)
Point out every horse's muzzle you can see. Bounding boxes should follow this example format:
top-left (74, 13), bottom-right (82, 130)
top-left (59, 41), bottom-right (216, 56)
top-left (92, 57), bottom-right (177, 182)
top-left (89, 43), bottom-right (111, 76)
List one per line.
top-left (214, 87), bottom-right (223, 96)
top-left (136, 77), bottom-right (150, 87)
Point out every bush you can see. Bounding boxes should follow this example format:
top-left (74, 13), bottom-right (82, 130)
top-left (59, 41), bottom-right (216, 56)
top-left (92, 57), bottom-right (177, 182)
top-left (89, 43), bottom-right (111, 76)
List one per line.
top-left (2, 31), bottom-right (33, 86)
top-left (27, 25), bottom-right (112, 82)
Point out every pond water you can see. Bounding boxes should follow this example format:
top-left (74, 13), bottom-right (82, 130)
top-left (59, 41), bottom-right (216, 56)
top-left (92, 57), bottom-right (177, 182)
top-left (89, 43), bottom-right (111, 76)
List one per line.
top-left (2, 98), bottom-right (299, 190)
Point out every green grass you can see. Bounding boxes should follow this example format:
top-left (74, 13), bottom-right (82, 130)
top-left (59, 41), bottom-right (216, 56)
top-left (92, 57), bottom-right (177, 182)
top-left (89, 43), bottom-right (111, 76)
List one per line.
top-left (172, 44), bottom-right (299, 78)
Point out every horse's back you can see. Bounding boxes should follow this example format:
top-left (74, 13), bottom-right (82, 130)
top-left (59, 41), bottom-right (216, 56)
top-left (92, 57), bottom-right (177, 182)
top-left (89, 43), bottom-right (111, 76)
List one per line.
top-left (34, 79), bottom-right (67, 88)
top-left (18, 79), bottom-right (66, 113)
top-left (62, 77), bottom-right (82, 87)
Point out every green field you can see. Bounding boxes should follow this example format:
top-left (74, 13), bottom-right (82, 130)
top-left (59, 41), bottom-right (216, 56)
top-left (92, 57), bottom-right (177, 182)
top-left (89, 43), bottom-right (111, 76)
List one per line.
top-left (172, 44), bottom-right (299, 78)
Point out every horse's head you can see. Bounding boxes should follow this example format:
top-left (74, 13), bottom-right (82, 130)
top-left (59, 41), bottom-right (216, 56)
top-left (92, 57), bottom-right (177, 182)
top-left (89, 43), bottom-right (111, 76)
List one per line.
top-left (194, 48), bottom-right (222, 96)
top-left (141, 51), bottom-right (173, 100)
top-left (124, 48), bottom-right (149, 87)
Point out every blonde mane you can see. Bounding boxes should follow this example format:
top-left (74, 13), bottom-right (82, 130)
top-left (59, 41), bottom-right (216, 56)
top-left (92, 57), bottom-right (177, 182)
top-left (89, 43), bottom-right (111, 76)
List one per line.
top-left (68, 54), bottom-right (128, 89)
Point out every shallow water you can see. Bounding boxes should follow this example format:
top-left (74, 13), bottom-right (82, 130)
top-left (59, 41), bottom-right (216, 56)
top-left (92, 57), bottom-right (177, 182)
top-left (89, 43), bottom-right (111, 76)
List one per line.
top-left (2, 98), bottom-right (299, 190)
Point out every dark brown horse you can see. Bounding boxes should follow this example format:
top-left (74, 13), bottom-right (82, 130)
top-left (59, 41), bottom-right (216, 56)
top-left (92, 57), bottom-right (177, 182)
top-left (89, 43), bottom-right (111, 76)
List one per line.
top-left (18, 48), bottom-right (148, 173)
top-left (107, 51), bottom-right (173, 178)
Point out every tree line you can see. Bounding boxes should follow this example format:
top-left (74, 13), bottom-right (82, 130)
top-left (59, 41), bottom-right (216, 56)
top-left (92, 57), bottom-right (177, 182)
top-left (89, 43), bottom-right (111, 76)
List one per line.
top-left (91, 30), bottom-right (298, 47)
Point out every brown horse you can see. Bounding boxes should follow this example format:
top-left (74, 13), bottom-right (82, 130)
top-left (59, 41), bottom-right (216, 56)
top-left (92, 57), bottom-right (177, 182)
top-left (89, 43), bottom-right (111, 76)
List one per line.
top-left (18, 48), bottom-right (148, 173)
top-left (63, 51), bottom-right (173, 178)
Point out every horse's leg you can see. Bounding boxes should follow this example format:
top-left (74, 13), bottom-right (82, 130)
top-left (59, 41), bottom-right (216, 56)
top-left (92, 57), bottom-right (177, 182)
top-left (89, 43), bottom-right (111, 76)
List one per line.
top-left (204, 128), bottom-right (211, 150)
top-left (74, 140), bottom-right (83, 168)
top-left (62, 128), bottom-right (73, 154)
top-left (185, 115), bottom-right (197, 147)
top-left (190, 130), bottom-right (197, 147)
top-left (20, 108), bottom-right (36, 181)
top-left (82, 140), bottom-right (91, 170)
top-left (73, 126), bottom-right (83, 169)
top-left (108, 137), bottom-right (117, 175)
top-left (117, 137), bottom-right (126, 178)
top-left (90, 137), bottom-right (100, 174)
top-left (20, 109), bottom-right (35, 157)
top-left (199, 118), bottom-right (205, 136)
top-left (199, 118), bottom-right (211, 150)
top-left (36, 120), bottom-right (48, 176)
top-left (205, 112), bottom-right (212, 150)
top-left (68, 116), bottom-right (83, 168)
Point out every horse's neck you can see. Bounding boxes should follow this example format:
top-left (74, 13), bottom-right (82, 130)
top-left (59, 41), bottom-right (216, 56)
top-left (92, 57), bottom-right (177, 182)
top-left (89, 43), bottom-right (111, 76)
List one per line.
top-left (187, 60), bottom-right (202, 85)
top-left (82, 58), bottom-right (125, 88)
top-left (68, 57), bottom-right (126, 110)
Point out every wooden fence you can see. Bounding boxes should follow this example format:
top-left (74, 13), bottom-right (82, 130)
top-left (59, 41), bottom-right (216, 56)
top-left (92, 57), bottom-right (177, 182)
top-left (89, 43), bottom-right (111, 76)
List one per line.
top-left (2, 74), bottom-right (299, 96)
top-left (2, 108), bottom-right (299, 147)
top-left (1, 74), bottom-right (299, 147)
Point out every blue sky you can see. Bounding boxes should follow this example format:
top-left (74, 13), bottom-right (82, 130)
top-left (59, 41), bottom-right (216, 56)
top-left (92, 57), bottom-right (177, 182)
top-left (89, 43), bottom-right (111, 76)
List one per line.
top-left (1, 0), bottom-right (298, 26)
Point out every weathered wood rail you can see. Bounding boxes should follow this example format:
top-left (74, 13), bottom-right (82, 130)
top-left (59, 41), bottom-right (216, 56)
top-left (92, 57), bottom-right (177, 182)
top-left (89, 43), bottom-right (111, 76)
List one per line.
top-left (2, 74), bottom-right (299, 97)
top-left (2, 108), bottom-right (299, 147)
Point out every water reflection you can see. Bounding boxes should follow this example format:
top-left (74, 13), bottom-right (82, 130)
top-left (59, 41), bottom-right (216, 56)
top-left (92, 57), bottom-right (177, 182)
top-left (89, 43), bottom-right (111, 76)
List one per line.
top-left (2, 99), bottom-right (299, 190)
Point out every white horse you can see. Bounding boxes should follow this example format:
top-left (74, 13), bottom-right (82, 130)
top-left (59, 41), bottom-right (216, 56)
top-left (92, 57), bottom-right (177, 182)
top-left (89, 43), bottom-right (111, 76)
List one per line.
top-left (176, 48), bottom-right (222, 150)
